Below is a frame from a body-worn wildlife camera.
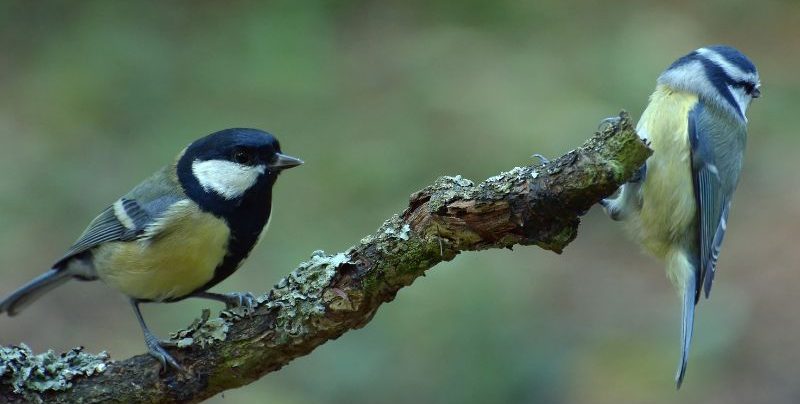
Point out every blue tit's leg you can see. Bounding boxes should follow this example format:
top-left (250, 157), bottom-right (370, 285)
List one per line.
top-left (131, 299), bottom-right (182, 372)
top-left (598, 116), bottom-right (622, 132)
top-left (530, 153), bottom-right (550, 165)
top-left (600, 164), bottom-right (646, 221)
top-left (596, 114), bottom-right (649, 220)
top-left (600, 182), bottom-right (639, 220)
top-left (191, 291), bottom-right (256, 310)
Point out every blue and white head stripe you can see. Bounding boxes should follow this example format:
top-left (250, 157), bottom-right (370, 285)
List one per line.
top-left (703, 45), bottom-right (757, 74)
top-left (696, 47), bottom-right (758, 83)
top-left (697, 57), bottom-right (747, 120)
top-left (658, 45), bottom-right (759, 122)
top-left (665, 46), bottom-right (759, 86)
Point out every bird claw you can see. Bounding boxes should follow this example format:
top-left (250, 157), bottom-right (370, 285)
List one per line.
top-left (221, 292), bottom-right (257, 310)
top-left (597, 116), bottom-right (622, 132)
top-left (144, 332), bottom-right (183, 373)
top-left (530, 153), bottom-right (550, 165)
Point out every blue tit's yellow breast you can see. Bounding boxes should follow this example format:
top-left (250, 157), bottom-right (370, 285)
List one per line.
top-left (93, 200), bottom-right (230, 301)
top-left (627, 85), bottom-right (698, 259)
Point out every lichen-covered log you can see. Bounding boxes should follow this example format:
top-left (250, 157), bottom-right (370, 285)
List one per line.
top-left (0, 112), bottom-right (650, 403)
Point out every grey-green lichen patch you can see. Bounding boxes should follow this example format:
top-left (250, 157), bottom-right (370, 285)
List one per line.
top-left (169, 309), bottom-right (230, 349)
top-left (359, 213), bottom-right (446, 289)
top-left (372, 215), bottom-right (421, 255)
top-left (259, 250), bottom-right (351, 345)
top-left (449, 175), bottom-right (474, 187)
top-left (424, 175), bottom-right (477, 212)
top-left (480, 166), bottom-right (529, 194)
top-left (383, 222), bottom-right (411, 241)
top-left (0, 344), bottom-right (108, 395)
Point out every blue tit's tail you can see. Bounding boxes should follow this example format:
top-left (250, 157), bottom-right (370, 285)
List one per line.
top-left (676, 272), bottom-right (697, 389)
top-left (0, 269), bottom-right (72, 316)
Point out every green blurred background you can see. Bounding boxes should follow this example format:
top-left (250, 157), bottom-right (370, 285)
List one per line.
top-left (0, 1), bottom-right (797, 403)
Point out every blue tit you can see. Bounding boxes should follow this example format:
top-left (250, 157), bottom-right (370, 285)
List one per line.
top-left (601, 45), bottom-right (760, 387)
top-left (0, 128), bottom-right (303, 371)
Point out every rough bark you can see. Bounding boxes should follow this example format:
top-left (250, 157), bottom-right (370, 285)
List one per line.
top-left (0, 112), bottom-right (649, 403)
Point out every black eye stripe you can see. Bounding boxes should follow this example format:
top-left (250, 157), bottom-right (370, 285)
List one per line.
top-left (731, 80), bottom-right (756, 94)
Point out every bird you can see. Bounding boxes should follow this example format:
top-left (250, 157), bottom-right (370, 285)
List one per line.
top-left (0, 128), bottom-right (303, 371)
top-left (600, 45), bottom-right (760, 387)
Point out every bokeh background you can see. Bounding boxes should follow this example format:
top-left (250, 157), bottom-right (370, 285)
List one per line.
top-left (0, 1), bottom-right (798, 403)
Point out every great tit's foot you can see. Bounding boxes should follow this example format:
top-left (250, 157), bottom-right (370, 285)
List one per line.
top-left (220, 292), bottom-right (257, 310)
top-left (144, 331), bottom-right (183, 373)
top-left (530, 153), bottom-right (550, 165)
top-left (191, 291), bottom-right (257, 311)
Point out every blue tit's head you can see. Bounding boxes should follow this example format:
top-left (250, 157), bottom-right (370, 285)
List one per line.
top-left (657, 45), bottom-right (761, 122)
top-left (176, 128), bottom-right (303, 210)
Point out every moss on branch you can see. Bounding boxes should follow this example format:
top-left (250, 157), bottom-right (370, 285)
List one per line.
top-left (0, 112), bottom-right (650, 403)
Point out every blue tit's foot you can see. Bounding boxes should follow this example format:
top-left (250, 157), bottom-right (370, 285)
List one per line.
top-left (192, 291), bottom-right (257, 311)
top-left (599, 197), bottom-right (625, 221)
top-left (598, 116), bottom-right (622, 132)
top-left (144, 330), bottom-right (183, 373)
top-left (629, 163), bottom-right (647, 183)
top-left (530, 153), bottom-right (550, 165)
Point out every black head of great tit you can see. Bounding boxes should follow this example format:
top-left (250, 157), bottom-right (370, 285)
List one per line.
top-left (0, 128), bottom-right (303, 371)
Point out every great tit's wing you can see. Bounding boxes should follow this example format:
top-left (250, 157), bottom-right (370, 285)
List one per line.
top-left (688, 103), bottom-right (743, 302)
top-left (54, 167), bottom-right (185, 266)
top-left (60, 199), bottom-right (148, 259)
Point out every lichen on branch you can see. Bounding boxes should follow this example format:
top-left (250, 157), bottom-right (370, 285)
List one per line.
top-left (0, 112), bottom-right (650, 404)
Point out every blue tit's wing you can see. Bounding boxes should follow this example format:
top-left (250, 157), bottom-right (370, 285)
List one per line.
top-left (688, 103), bottom-right (742, 302)
top-left (54, 167), bottom-right (185, 266)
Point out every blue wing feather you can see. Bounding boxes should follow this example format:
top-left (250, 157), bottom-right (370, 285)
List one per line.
top-left (688, 102), bottom-right (732, 302)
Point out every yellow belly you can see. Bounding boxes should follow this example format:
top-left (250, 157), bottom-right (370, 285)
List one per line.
top-left (627, 86), bottom-right (698, 259)
top-left (93, 201), bottom-right (230, 301)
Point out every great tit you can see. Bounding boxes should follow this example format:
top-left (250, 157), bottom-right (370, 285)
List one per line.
top-left (0, 128), bottom-right (303, 370)
top-left (601, 45), bottom-right (760, 387)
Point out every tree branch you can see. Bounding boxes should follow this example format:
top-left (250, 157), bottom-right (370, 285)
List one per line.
top-left (0, 112), bottom-right (650, 403)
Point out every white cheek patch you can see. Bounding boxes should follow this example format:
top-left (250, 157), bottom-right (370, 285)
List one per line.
top-left (726, 84), bottom-right (750, 122)
top-left (191, 159), bottom-right (266, 199)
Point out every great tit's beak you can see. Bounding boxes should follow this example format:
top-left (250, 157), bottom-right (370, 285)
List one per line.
top-left (270, 153), bottom-right (304, 170)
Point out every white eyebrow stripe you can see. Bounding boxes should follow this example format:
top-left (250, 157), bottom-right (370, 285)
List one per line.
top-left (696, 48), bottom-right (751, 82)
top-left (191, 159), bottom-right (266, 200)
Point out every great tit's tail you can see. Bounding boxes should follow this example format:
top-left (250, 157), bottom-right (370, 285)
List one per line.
top-left (0, 269), bottom-right (72, 316)
top-left (675, 265), bottom-right (697, 389)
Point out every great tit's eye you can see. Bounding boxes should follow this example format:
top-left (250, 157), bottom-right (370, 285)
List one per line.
top-left (232, 148), bottom-right (255, 165)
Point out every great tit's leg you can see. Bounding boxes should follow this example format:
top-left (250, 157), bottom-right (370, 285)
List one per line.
top-left (131, 299), bottom-right (182, 372)
top-left (191, 291), bottom-right (256, 310)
